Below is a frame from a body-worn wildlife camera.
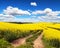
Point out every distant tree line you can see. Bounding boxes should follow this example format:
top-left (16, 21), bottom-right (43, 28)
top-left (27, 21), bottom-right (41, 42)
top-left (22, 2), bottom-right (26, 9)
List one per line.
top-left (8, 22), bottom-right (33, 24)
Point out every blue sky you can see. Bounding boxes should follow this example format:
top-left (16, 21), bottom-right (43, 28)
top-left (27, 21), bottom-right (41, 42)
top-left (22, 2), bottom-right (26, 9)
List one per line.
top-left (0, 0), bottom-right (60, 11)
top-left (0, 0), bottom-right (60, 22)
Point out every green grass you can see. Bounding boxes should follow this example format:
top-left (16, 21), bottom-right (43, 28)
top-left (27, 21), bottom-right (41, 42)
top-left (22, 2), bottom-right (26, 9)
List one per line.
top-left (42, 36), bottom-right (60, 48)
top-left (17, 44), bottom-right (33, 48)
top-left (0, 39), bottom-right (13, 48)
top-left (0, 29), bottom-right (33, 42)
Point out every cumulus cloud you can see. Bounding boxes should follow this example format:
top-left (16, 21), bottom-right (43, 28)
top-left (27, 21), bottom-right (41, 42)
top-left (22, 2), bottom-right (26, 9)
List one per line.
top-left (30, 2), bottom-right (37, 6)
top-left (0, 6), bottom-right (32, 22)
top-left (44, 8), bottom-right (52, 13)
top-left (0, 18), bottom-right (39, 22)
top-left (32, 8), bottom-right (51, 14)
top-left (0, 14), bottom-right (14, 18)
top-left (32, 8), bottom-right (60, 16)
top-left (0, 6), bottom-right (60, 22)
top-left (18, 18), bottom-right (39, 22)
top-left (0, 6), bottom-right (38, 22)
top-left (0, 14), bottom-right (16, 22)
top-left (32, 8), bottom-right (60, 22)
top-left (3, 6), bottom-right (31, 15)
top-left (32, 10), bottom-right (44, 14)
top-left (38, 15), bottom-right (60, 22)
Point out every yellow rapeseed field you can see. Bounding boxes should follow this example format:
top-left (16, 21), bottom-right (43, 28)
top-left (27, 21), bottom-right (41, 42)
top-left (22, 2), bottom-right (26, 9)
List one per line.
top-left (0, 22), bottom-right (60, 40)
top-left (0, 22), bottom-right (43, 31)
top-left (43, 28), bottom-right (60, 40)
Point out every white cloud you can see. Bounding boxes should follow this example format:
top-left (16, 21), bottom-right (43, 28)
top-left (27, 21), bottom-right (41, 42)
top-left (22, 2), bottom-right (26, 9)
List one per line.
top-left (38, 15), bottom-right (60, 22)
top-left (32, 10), bottom-right (45, 15)
top-left (18, 18), bottom-right (39, 22)
top-left (0, 14), bottom-right (14, 18)
top-left (0, 18), bottom-right (39, 22)
top-left (44, 8), bottom-right (52, 13)
top-left (3, 6), bottom-right (31, 16)
top-left (30, 2), bottom-right (37, 6)
top-left (0, 6), bottom-right (60, 22)
top-left (32, 8), bottom-right (60, 22)
top-left (0, 6), bottom-right (32, 22)
top-left (0, 13), bottom-right (16, 22)
top-left (32, 8), bottom-right (60, 16)
top-left (32, 8), bottom-right (52, 15)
